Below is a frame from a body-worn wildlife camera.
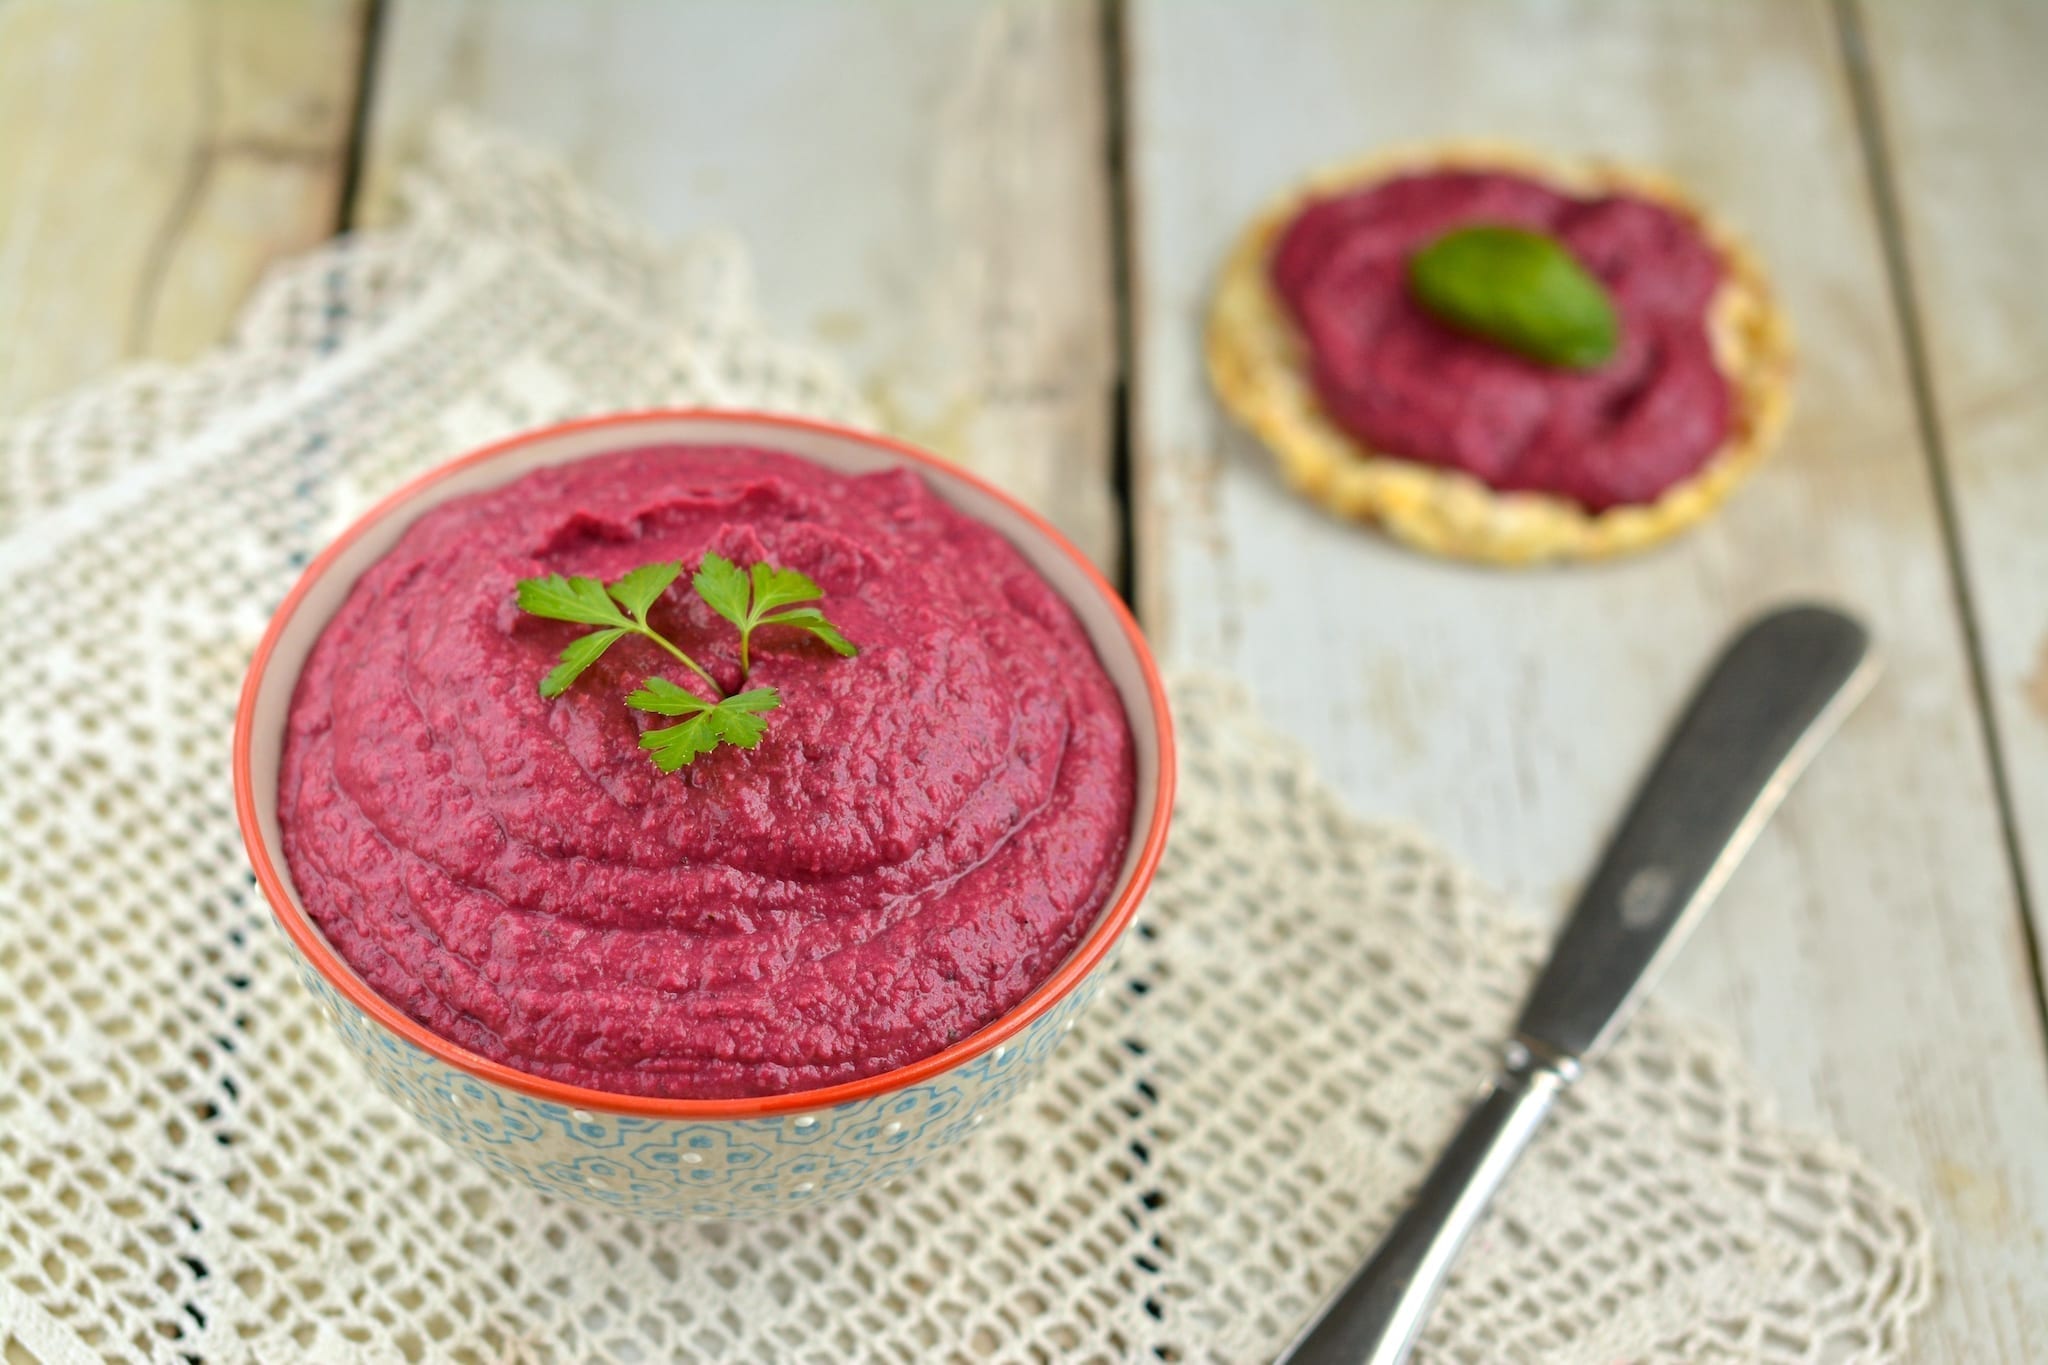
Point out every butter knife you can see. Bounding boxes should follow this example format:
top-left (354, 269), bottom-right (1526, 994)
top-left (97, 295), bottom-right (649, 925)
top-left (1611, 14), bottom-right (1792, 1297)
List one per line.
top-left (1279, 603), bottom-right (1877, 1365)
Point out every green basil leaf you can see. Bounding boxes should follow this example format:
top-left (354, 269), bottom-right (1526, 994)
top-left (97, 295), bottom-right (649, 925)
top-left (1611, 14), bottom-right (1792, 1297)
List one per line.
top-left (1408, 226), bottom-right (1618, 369)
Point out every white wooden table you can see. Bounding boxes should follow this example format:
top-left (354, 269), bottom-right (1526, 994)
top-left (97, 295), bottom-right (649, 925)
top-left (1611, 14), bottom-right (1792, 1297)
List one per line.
top-left (4, 2), bottom-right (2044, 1359)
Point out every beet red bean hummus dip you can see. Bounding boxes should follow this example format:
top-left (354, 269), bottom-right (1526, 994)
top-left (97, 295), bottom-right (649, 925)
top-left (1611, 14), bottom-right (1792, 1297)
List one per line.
top-left (279, 446), bottom-right (1135, 1100)
top-left (1271, 168), bottom-right (1732, 511)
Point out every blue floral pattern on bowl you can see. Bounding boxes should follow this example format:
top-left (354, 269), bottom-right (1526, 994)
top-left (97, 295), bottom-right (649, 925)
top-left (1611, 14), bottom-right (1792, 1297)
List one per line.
top-left (298, 965), bottom-right (1099, 1219)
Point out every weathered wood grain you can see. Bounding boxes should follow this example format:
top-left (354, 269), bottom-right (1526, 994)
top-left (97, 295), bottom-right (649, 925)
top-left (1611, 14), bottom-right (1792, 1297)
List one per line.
top-left (1858, 0), bottom-right (2048, 991)
top-left (357, 0), bottom-right (1122, 572)
top-left (1125, 1), bottom-right (2048, 1358)
top-left (0, 0), bottom-right (365, 418)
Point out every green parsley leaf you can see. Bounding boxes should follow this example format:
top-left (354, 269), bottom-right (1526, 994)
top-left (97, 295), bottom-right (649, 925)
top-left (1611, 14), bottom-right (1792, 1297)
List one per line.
top-left (637, 687), bottom-right (781, 771)
top-left (638, 714), bottom-right (723, 771)
top-left (715, 686), bottom-right (782, 715)
top-left (606, 561), bottom-right (680, 623)
top-left (624, 675), bottom-right (715, 716)
top-left (539, 626), bottom-right (628, 698)
top-left (516, 573), bottom-right (629, 628)
top-left (701, 704), bottom-right (771, 749)
top-left (627, 679), bottom-right (780, 718)
top-left (748, 561), bottom-right (824, 615)
top-left (758, 607), bottom-right (858, 658)
top-left (688, 553), bottom-right (856, 675)
top-left (691, 552), bottom-right (751, 628)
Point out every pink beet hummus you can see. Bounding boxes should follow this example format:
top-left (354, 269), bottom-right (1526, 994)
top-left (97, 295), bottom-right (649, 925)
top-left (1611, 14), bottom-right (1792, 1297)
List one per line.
top-left (1272, 168), bottom-right (1733, 511)
top-left (278, 446), bottom-right (1135, 1100)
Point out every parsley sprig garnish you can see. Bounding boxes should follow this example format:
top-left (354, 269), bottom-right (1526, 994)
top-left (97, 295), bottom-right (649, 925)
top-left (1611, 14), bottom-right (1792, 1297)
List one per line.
top-left (625, 678), bottom-right (782, 772)
top-left (514, 552), bottom-right (857, 772)
top-left (516, 561), bottom-right (712, 696)
top-left (692, 552), bottom-right (857, 674)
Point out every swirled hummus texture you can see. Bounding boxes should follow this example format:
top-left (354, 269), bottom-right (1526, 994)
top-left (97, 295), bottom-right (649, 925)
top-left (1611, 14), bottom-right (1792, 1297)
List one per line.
top-left (1272, 169), bottom-right (1732, 510)
top-left (279, 446), bottom-right (1135, 1099)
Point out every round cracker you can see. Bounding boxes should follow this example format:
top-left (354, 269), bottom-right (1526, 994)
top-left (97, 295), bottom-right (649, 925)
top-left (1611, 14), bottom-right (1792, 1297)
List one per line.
top-left (1205, 141), bottom-right (1794, 565)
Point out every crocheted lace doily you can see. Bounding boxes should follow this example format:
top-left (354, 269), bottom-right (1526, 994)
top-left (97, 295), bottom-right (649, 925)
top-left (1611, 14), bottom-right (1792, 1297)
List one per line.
top-left (0, 118), bottom-right (1929, 1364)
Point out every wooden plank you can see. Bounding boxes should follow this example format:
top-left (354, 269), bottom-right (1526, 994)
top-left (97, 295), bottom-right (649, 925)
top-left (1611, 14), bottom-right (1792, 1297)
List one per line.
top-left (1126, 1), bottom-right (2048, 1358)
top-left (1858, 0), bottom-right (2048, 986)
top-left (0, 0), bottom-right (366, 417)
top-left (357, 0), bottom-right (1122, 572)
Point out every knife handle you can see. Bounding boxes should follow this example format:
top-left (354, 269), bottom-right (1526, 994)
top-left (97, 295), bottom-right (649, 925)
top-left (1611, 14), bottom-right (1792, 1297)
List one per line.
top-left (1278, 1052), bottom-right (1567, 1365)
top-left (1512, 604), bottom-right (1876, 1063)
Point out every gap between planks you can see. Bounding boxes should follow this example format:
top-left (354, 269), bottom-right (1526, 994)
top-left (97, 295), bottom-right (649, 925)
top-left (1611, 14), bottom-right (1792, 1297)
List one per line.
top-left (336, 0), bottom-right (390, 234)
top-left (1830, 0), bottom-right (2048, 1056)
top-left (1100, 0), bottom-right (1141, 608)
